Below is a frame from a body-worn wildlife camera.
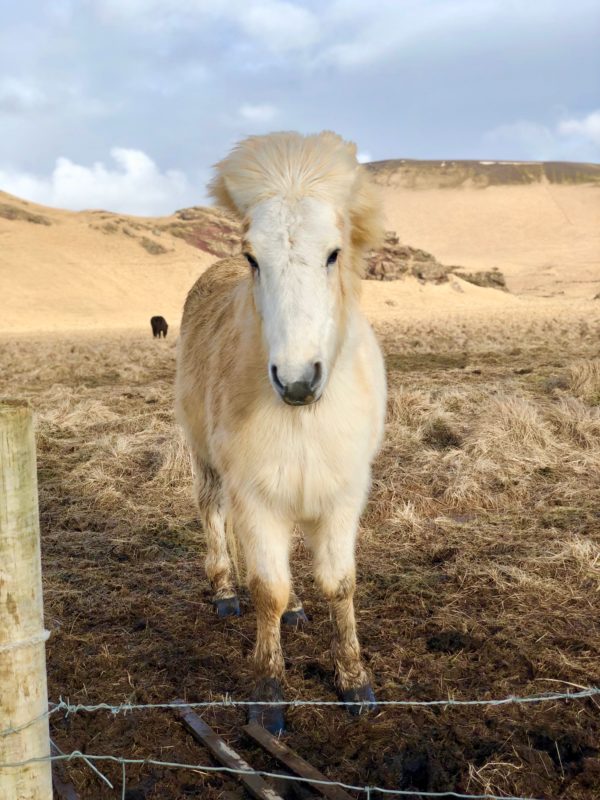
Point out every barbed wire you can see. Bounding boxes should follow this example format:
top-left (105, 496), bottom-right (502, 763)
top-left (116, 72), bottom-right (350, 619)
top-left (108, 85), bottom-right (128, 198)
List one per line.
top-left (2, 686), bottom-right (598, 739)
top-left (52, 686), bottom-right (600, 716)
top-left (0, 750), bottom-right (544, 800)
top-left (3, 687), bottom-right (596, 799)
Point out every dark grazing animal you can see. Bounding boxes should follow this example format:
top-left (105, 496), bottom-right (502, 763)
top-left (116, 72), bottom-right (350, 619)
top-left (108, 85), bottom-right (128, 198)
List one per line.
top-left (150, 316), bottom-right (168, 338)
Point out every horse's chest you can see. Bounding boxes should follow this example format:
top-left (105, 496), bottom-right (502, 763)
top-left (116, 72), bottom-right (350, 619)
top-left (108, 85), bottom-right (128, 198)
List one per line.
top-left (229, 401), bottom-right (371, 518)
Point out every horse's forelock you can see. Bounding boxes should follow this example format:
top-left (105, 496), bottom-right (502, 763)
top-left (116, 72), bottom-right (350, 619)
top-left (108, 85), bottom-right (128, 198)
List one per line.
top-left (209, 131), bottom-right (363, 218)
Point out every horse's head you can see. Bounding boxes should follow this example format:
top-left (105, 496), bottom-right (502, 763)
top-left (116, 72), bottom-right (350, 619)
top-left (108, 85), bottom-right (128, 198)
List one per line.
top-left (210, 131), bottom-right (383, 406)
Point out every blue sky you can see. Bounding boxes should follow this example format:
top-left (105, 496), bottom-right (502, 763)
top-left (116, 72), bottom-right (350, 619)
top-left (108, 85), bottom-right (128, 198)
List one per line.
top-left (1, 0), bottom-right (598, 214)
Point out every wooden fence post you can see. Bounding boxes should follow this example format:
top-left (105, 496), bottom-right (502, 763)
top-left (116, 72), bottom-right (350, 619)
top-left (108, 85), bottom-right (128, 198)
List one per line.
top-left (0, 401), bottom-right (52, 800)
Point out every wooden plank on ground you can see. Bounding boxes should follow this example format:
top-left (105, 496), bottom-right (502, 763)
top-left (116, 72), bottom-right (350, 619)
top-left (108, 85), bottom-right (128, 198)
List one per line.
top-left (243, 722), bottom-right (354, 800)
top-left (50, 743), bottom-right (80, 800)
top-left (51, 770), bottom-right (80, 800)
top-left (173, 703), bottom-right (285, 800)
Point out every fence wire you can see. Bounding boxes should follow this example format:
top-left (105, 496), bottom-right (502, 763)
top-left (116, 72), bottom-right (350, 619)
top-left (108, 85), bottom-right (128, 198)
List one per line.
top-left (51, 686), bottom-right (600, 716)
top-left (2, 687), bottom-right (598, 800)
top-left (2, 686), bottom-right (598, 738)
top-left (2, 750), bottom-right (544, 800)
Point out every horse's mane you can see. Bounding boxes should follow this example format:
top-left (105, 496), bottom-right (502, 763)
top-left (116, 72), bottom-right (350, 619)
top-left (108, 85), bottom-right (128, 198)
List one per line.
top-left (209, 131), bottom-right (383, 261)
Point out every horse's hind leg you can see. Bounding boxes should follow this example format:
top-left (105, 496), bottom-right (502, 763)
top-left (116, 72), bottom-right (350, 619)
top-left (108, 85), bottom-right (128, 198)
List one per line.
top-left (194, 460), bottom-right (239, 617)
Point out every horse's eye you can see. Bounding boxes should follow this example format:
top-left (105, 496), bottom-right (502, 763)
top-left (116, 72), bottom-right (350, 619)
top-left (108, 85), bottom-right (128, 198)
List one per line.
top-left (244, 253), bottom-right (259, 273)
top-left (326, 249), bottom-right (340, 267)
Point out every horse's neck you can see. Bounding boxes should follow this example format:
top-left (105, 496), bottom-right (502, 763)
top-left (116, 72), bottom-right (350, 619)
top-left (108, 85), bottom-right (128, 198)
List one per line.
top-left (332, 297), bottom-right (366, 376)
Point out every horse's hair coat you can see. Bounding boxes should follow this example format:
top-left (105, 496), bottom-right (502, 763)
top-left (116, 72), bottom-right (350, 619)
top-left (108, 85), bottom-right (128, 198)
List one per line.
top-left (176, 131), bottom-right (387, 724)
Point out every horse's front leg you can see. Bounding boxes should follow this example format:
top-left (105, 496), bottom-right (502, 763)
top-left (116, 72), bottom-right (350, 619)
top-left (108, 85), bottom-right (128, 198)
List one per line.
top-left (306, 502), bottom-right (376, 714)
top-left (235, 496), bottom-right (292, 734)
top-left (281, 587), bottom-right (308, 626)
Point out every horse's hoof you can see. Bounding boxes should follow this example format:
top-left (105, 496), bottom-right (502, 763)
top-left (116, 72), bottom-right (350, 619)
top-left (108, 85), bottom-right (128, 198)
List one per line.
top-left (281, 608), bottom-right (308, 627)
top-left (214, 596), bottom-right (240, 618)
top-left (248, 678), bottom-right (286, 735)
top-left (341, 684), bottom-right (377, 716)
top-left (248, 703), bottom-right (286, 735)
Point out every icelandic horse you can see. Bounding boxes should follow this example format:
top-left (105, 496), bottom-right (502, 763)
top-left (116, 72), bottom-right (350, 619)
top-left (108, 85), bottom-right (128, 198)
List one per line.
top-left (176, 131), bottom-right (386, 733)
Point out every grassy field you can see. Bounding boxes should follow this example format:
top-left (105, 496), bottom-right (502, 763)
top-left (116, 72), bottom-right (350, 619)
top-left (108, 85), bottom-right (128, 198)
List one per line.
top-left (2, 304), bottom-right (599, 799)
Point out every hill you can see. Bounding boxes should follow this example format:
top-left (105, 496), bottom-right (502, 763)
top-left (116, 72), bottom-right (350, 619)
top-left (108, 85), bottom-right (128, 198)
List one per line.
top-left (366, 160), bottom-right (600, 297)
top-left (0, 187), bottom-right (518, 334)
top-left (2, 157), bottom-right (599, 333)
top-left (0, 192), bottom-right (221, 332)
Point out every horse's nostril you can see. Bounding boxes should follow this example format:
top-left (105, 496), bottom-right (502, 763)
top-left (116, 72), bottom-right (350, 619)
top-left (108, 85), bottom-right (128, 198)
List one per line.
top-left (270, 362), bottom-right (322, 404)
top-left (311, 362), bottom-right (323, 390)
top-left (271, 364), bottom-right (285, 392)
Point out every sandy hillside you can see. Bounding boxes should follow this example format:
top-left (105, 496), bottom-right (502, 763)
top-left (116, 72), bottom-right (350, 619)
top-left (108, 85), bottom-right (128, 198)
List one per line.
top-left (367, 160), bottom-right (600, 298)
top-left (0, 192), bottom-right (217, 333)
top-left (2, 159), bottom-right (599, 334)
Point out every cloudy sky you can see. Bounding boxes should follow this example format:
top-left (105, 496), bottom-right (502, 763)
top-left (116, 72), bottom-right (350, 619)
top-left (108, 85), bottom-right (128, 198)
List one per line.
top-left (1, 0), bottom-right (599, 214)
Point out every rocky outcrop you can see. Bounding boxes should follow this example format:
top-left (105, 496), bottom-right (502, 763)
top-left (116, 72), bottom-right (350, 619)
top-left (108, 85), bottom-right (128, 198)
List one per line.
top-left (451, 267), bottom-right (507, 291)
top-left (164, 206), bottom-right (241, 258)
top-left (365, 231), bottom-right (507, 289)
top-left (366, 232), bottom-right (450, 283)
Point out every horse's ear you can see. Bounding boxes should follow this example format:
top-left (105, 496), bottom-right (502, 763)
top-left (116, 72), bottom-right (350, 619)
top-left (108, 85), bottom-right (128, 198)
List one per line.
top-left (349, 169), bottom-right (384, 254)
top-left (207, 171), bottom-right (241, 219)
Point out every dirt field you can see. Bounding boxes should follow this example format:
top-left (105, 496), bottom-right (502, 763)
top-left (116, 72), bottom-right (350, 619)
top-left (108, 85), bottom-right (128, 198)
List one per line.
top-left (2, 303), bottom-right (600, 799)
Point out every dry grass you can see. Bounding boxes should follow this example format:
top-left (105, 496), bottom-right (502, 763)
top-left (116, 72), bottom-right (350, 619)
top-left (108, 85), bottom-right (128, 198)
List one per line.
top-left (0, 202), bottom-right (52, 225)
top-left (1, 303), bottom-right (599, 798)
top-left (139, 236), bottom-right (169, 255)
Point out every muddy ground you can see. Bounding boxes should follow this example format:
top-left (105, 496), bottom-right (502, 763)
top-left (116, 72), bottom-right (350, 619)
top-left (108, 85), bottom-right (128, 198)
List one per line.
top-left (1, 308), bottom-right (599, 798)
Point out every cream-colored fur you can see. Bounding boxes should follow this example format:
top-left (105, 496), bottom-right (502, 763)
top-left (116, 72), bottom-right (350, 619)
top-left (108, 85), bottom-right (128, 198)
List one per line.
top-left (176, 131), bottom-right (386, 696)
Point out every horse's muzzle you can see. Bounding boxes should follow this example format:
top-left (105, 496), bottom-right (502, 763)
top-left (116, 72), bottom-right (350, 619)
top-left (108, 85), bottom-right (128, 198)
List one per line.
top-left (270, 362), bottom-right (323, 406)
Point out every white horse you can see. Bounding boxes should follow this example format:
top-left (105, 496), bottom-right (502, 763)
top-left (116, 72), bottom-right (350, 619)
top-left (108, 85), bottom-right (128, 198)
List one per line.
top-left (176, 131), bottom-right (386, 733)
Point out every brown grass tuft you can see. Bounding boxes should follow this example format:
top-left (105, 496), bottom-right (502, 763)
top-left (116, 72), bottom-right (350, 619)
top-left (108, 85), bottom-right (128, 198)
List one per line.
top-left (567, 359), bottom-right (600, 405)
top-left (0, 202), bottom-right (52, 225)
top-left (139, 236), bottom-right (168, 255)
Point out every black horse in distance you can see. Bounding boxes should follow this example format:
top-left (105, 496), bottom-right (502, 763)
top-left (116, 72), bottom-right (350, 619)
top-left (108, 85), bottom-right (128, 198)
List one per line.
top-left (150, 316), bottom-right (168, 338)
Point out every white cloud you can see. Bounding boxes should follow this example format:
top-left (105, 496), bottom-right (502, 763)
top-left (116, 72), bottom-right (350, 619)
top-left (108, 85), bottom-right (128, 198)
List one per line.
top-left (483, 111), bottom-right (600, 161)
top-left (0, 148), bottom-right (197, 215)
top-left (558, 110), bottom-right (600, 149)
top-left (239, 103), bottom-right (278, 123)
top-left (47, 0), bottom-right (75, 25)
top-left (84, 0), bottom-right (600, 78)
top-left (237, 2), bottom-right (319, 53)
top-left (90, 0), bottom-right (320, 53)
top-left (0, 75), bottom-right (114, 118)
top-left (320, 0), bottom-right (500, 68)
top-left (0, 78), bottom-right (47, 113)
top-left (357, 151), bottom-right (372, 163)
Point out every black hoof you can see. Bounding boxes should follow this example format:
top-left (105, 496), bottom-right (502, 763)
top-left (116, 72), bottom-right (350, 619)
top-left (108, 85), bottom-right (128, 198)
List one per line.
top-left (248, 678), bottom-right (286, 735)
top-left (214, 596), bottom-right (240, 618)
top-left (341, 684), bottom-right (377, 716)
top-left (281, 608), bottom-right (308, 627)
